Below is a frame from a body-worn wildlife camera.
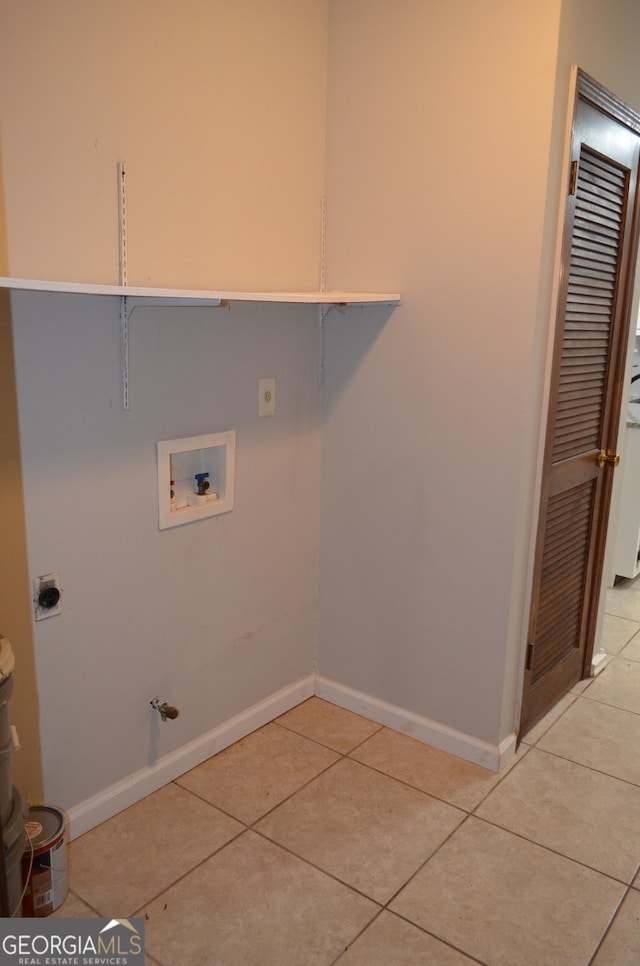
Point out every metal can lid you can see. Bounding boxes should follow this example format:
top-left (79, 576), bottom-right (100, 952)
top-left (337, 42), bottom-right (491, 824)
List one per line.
top-left (0, 637), bottom-right (15, 682)
top-left (25, 805), bottom-right (65, 850)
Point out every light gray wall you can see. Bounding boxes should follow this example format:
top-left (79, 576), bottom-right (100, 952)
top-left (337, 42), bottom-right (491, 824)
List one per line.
top-left (1, 1), bottom-right (328, 812)
top-left (319, 0), bottom-right (562, 744)
top-left (11, 293), bottom-right (321, 808)
top-left (319, 0), bottom-right (640, 747)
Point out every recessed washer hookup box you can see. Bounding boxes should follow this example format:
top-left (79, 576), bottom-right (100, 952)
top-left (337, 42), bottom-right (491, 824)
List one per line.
top-left (157, 431), bottom-right (236, 530)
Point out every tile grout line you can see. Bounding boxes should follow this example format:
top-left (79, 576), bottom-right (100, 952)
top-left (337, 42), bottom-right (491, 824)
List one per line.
top-left (70, 714), bottom-right (535, 926)
top-left (519, 690), bottom-right (581, 747)
top-left (165, 714), bottom-right (523, 946)
top-left (470, 813), bottom-right (635, 889)
top-left (66, 685), bottom-right (640, 963)
top-left (136, 722), bottom-right (397, 921)
top-left (328, 903), bottom-right (490, 966)
top-left (380, 811), bottom-right (475, 909)
top-left (526, 741), bottom-right (640, 790)
top-left (326, 907), bottom-right (387, 966)
top-left (256, 681), bottom-right (640, 960)
top-left (67, 715), bottom-right (396, 923)
top-left (581, 690), bottom-right (640, 716)
top-left (586, 882), bottom-right (634, 965)
top-left (271, 714), bottom-right (386, 754)
top-left (374, 812), bottom-right (495, 966)
top-left (345, 742), bottom-right (532, 815)
top-left (130, 822), bottom-right (249, 920)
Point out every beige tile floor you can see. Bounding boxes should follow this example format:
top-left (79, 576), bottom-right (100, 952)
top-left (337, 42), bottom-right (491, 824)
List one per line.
top-left (51, 580), bottom-right (640, 965)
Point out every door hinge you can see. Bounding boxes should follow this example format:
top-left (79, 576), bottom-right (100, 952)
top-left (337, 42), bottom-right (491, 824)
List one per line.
top-left (526, 642), bottom-right (535, 671)
top-left (569, 160), bottom-right (578, 196)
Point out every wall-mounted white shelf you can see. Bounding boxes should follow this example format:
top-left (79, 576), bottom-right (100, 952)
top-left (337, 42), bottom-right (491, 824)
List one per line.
top-left (0, 276), bottom-right (401, 307)
top-left (1, 274), bottom-right (401, 410)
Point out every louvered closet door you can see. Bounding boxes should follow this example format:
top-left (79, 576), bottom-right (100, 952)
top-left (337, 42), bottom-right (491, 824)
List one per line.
top-left (520, 80), bottom-right (640, 736)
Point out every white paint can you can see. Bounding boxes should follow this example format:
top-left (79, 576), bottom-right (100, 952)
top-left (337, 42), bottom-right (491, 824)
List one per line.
top-left (22, 805), bottom-right (68, 916)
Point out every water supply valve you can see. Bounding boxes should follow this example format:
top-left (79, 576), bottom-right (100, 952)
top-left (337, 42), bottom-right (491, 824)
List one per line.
top-left (194, 472), bottom-right (210, 495)
top-left (150, 697), bottom-right (180, 721)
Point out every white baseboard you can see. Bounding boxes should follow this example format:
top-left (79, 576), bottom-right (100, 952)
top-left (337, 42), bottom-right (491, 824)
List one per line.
top-left (67, 674), bottom-right (315, 840)
top-left (315, 675), bottom-right (517, 771)
top-left (68, 671), bottom-right (517, 839)
top-left (591, 648), bottom-right (611, 676)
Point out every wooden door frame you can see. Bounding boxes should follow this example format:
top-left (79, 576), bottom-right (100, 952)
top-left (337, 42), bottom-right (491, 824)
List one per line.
top-left (519, 69), bottom-right (640, 735)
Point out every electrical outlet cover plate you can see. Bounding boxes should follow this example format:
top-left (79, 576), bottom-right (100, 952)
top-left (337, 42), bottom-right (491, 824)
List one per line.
top-left (33, 572), bottom-right (62, 621)
top-left (258, 378), bottom-right (276, 416)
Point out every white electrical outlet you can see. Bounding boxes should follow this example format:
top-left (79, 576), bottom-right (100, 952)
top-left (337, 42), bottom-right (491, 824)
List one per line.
top-left (258, 378), bottom-right (276, 416)
top-left (33, 572), bottom-right (63, 621)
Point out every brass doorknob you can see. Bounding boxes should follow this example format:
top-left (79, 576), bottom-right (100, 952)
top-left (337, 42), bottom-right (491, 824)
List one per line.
top-left (596, 450), bottom-right (621, 468)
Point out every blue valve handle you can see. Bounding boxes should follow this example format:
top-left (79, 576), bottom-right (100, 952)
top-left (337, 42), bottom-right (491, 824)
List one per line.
top-left (195, 471), bottom-right (210, 495)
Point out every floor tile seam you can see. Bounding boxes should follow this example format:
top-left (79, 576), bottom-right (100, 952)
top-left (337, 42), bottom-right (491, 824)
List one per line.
top-left (250, 785), bottom-right (470, 907)
top-left (618, 649), bottom-right (640, 664)
top-left (608, 616), bottom-right (640, 632)
top-left (466, 747), bottom-right (538, 817)
top-left (249, 814), bottom-right (495, 922)
top-left (379, 811), bottom-right (474, 909)
top-left (171, 778), bottom-right (252, 828)
top-left (246, 825), bottom-right (386, 909)
top-left (526, 743), bottom-right (640, 790)
top-left (586, 882), bottom-right (634, 965)
top-left (571, 679), bottom-right (594, 693)
top-left (342, 753), bottom-right (484, 815)
top-left (127, 824), bottom-right (250, 919)
top-left (270, 716), bottom-right (350, 753)
top-left (327, 907), bottom-right (387, 965)
top-left (377, 907), bottom-right (490, 966)
top-left (470, 813), bottom-right (635, 887)
top-left (517, 732), bottom-right (542, 747)
top-left (520, 693), bottom-right (580, 746)
top-left (329, 906), bottom-right (490, 966)
top-left (271, 716), bottom-right (384, 756)
top-left (608, 650), bottom-right (640, 665)
top-left (603, 611), bottom-right (640, 623)
top-left (242, 754), bottom-right (349, 827)
top-left (178, 748), bottom-right (347, 828)
top-left (538, 748), bottom-right (640, 788)
top-left (340, 722), bottom-right (386, 757)
top-left (581, 692), bottom-right (640, 716)
top-left (61, 889), bottom-right (103, 918)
